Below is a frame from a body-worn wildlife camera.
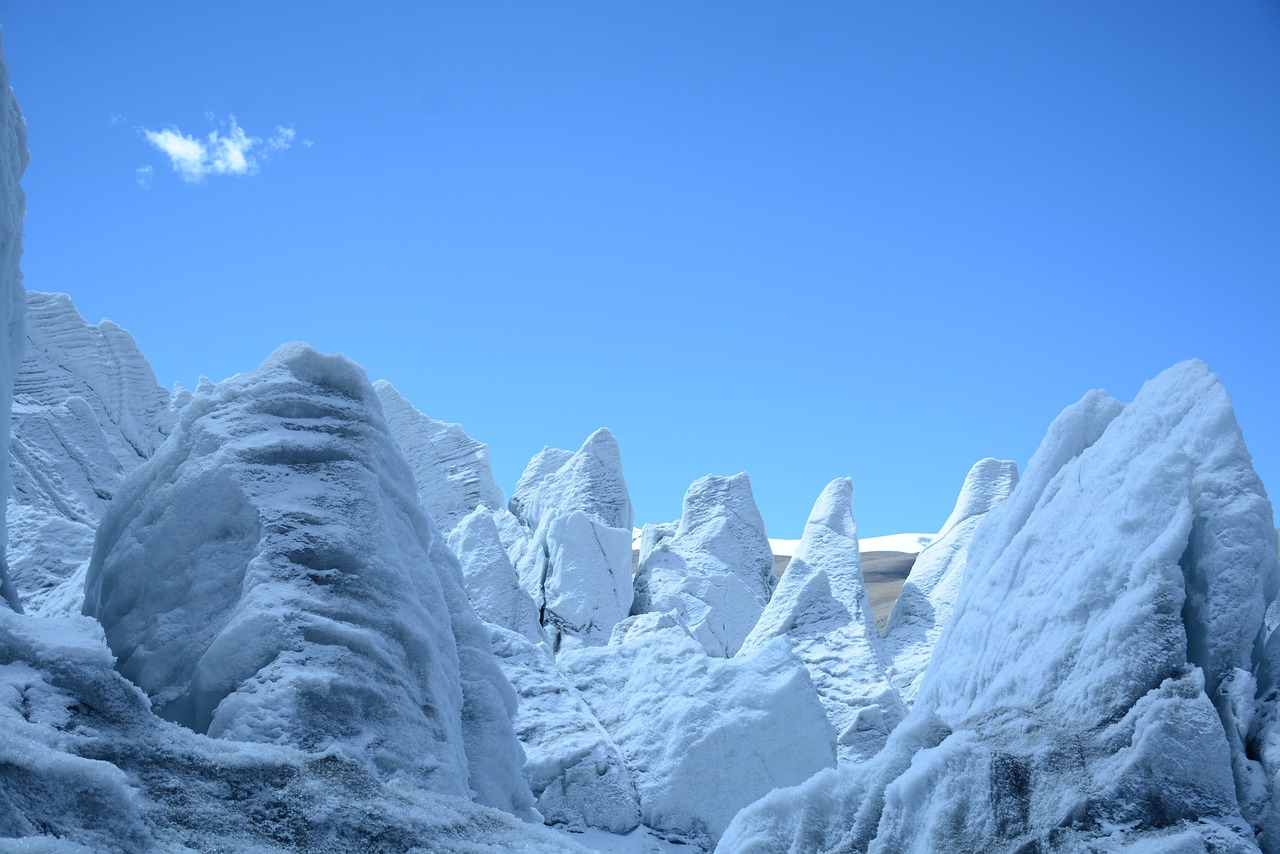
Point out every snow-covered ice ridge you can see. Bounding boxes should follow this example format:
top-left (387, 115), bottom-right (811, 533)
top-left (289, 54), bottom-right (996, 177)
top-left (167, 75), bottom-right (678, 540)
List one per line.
top-left (3, 51), bottom-right (1280, 854)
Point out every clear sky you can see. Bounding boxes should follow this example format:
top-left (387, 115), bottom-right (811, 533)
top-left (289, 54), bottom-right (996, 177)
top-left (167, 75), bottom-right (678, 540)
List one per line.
top-left (0, 2), bottom-right (1277, 538)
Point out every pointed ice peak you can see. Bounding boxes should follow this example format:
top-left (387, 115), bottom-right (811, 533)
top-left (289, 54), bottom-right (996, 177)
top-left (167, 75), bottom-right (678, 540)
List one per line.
top-left (195, 376), bottom-right (216, 394)
top-left (374, 380), bottom-right (505, 533)
top-left (936, 458), bottom-right (1019, 538)
top-left (509, 428), bottom-right (632, 532)
top-left (632, 472), bottom-right (774, 657)
top-left (678, 472), bottom-right (763, 538)
top-left (803, 477), bottom-right (858, 543)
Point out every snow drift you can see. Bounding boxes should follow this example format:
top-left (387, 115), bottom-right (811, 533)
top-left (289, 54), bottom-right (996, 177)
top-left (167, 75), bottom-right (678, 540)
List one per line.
top-left (720, 361), bottom-right (1280, 853)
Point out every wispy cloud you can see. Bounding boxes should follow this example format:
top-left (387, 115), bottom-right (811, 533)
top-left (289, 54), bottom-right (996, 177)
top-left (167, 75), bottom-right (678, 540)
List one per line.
top-left (135, 165), bottom-right (154, 190)
top-left (141, 115), bottom-right (302, 184)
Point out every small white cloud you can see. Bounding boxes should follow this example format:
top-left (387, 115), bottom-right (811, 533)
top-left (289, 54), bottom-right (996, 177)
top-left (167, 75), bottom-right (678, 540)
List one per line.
top-left (109, 112), bottom-right (126, 126)
top-left (267, 126), bottom-right (296, 151)
top-left (141, 115), bottom-right (298, 184)
top-left (302, 139), bottom-right (315, 148)
top-left (135, 165), bottom-right (154, 189)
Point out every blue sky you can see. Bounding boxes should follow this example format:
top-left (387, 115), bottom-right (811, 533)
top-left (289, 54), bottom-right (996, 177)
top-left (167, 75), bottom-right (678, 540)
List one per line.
top-left (1, 2), bottom-right (1277, 538)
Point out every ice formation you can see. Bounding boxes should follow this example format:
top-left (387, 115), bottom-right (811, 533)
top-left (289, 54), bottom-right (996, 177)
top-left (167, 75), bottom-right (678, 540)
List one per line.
top-left (448, 506), bottom-right (546, 645)
top-left (739, 477), bottom-right (905, 762)
top-left (508, 429), bottom-right (635, 651)
top-left (375, 379), bottom-right (505, 533)
top-left (0, 605), bottom-right (585, 853)
top-left (883, 457), bottom-right (1019, 705)
top-left (632, 472), bottom-right (774, 657)
top-left (561, 619), bottom-right (836, 848)
top-left (0, 46), bottom-right (25, 613)
top-left (82, 343), bottom-right (535, 818)
top-left (489, 624), bottom-right (642, 833)
top-left (7, 292), bottom-right (175, 614)
top-left (720, 361), bottom-right (1280, 853)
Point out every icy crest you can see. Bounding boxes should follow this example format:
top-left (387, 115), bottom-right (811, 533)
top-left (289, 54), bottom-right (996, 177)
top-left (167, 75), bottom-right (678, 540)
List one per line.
top-left (632, 472), bottom-right (774, 657)
top-left (82, 343), bottom-right (535, 817)
top-left (508, 429), bottom-right (635, 650)
top-left (721, 361), bottom-right (1280, 853)
top-left (561, 622), bottom-right (835, 848)
top-left (883, 457), bottom-right (1019, 705)
top-left (0, 45), bottom-right (25, 613)
top-left (374, 379), bottom-right (505, 533)
top-left (740, 478), bottom-right (905, 762)
top-left (7, 293), bottom-right (176, 613)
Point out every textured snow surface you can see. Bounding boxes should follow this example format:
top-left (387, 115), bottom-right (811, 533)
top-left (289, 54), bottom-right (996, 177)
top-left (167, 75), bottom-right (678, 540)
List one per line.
top-left (449, 506), bottom-right (546, 645)
top-left (720, 361), bottom-right (1280, 853)
top-left (7, 292), bottom-right (175, 614)
top-left (883, 457), bottom-right (1019, 705)
top-left (739, 478), bottom-right (905, 762)
top-left (632, 473), bottom-right (774, 657)
top-left (0, 606), bottom-right (583, 853)
top-left (489, 624), bottom-right (642, 834)
top-left (82, 343), bottom-right (535, 817)
top-left (561, 619), bottom-right (835, 848)
top-left (375, 379), bottom-right (505, 533)
top-left (509, 429), bottom-right (635, 651)
top-left (0, 45), bottom-right (25, 613)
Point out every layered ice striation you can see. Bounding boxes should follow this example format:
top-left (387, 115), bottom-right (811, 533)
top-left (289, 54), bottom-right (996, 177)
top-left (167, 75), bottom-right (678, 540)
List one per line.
top-left (489, 624), bottom-right (642, 833)
top-left (508, 429), bottom-right (635, 651)
top-left (739, 477), bottom-right (905, 762)
top-left (0, 47), bottom-right (25, 613)
top-left (82, 343), bottom-right (535, 818)
top-left (8, 292), bottom-right (176, 614)
top-left (374, 379), bottom-right (505, 533)
top-left (883, 457), bottom-right (1019, 705)
top-left (720, 361), bottom-right (1280, 853)
top-left (561, 618), bottom-right (835, 848)
top-left (633, 472), bottom-right (774, 657)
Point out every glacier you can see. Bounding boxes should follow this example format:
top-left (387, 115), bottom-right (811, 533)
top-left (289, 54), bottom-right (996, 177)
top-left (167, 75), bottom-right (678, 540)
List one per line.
top-left (719, 361), bottom-right (1280, 853)
top-left (1, 34), bottom-right (1279, 852)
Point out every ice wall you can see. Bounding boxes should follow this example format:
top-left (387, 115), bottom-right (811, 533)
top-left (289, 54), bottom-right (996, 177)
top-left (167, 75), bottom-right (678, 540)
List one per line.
top-left (375, 379), bottom-right (505, 533)
top-left (0, 37), bottom-right (27, 612)
top-left (8, 292), bottom-right (175, 613)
